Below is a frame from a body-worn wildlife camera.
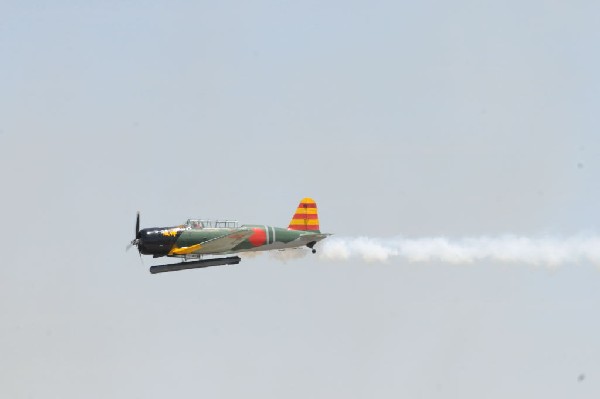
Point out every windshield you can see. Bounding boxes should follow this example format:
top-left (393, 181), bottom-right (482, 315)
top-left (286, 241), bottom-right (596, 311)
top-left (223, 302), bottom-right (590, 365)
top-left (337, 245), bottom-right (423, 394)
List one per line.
top-left (185, 219), bottom-right (239, 229)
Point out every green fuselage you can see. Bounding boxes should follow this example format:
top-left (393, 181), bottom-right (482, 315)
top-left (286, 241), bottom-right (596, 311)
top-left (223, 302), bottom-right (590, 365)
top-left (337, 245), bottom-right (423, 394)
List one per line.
top-left (138, 224), bottom-right (327, 257)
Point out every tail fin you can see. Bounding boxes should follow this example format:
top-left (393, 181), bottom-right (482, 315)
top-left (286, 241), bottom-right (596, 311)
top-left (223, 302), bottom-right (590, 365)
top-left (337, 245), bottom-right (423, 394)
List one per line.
top-left (288, 197), bottom-right (320, 232)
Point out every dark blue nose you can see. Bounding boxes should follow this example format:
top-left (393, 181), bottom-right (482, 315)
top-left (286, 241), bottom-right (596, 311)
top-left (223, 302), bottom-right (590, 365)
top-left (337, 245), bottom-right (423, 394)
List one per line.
top-left (138, 227), bottom-right (182, 256)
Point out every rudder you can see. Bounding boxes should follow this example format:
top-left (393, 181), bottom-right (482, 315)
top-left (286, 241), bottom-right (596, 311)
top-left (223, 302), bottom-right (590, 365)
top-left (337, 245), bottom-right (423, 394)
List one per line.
top-left (288, 197), bottom-right (320, 232)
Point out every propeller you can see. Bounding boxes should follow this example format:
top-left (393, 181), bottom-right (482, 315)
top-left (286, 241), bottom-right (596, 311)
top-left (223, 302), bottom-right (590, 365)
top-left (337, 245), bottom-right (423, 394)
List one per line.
top-left (126, 211), bottom-right (141, 252)
top-left (135, 211), bottom-right (140, 240)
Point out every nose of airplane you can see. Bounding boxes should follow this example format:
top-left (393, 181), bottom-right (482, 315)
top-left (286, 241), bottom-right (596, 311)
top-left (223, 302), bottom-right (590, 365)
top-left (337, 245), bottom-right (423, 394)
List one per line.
top-left (137, 227), bottom-right (182, 256)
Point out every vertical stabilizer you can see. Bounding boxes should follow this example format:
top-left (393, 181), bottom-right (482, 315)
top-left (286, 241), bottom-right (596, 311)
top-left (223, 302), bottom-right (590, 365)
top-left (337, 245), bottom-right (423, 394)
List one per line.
top-left (288, 198), bottom-right (320, 232)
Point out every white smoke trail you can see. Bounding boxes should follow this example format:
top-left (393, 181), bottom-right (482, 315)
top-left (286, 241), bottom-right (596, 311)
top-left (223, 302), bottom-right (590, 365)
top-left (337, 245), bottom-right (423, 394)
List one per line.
top-left (239, 251), bottom-right (263, 259)
top-left (318, 235), bottom-right (600, 267)
top-left (240, 248), bottom-right (308, 262)
top-left (270, 248), bottom-right (308, 262)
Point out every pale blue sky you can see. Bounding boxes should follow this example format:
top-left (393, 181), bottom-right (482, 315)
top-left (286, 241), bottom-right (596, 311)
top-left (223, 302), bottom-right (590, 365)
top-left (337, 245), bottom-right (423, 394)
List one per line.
top-left (1, 1), bottom-right (599, 398)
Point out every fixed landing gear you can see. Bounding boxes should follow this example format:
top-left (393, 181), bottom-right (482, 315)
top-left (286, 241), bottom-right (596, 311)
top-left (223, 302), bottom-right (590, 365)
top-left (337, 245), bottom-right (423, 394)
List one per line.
top-left (307, 241), bottom-right (317, 254)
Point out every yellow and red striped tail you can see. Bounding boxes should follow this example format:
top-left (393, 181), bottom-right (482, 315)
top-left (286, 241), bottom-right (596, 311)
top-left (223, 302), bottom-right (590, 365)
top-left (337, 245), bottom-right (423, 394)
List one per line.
top-left (288, 197), bottom-right (320, 231)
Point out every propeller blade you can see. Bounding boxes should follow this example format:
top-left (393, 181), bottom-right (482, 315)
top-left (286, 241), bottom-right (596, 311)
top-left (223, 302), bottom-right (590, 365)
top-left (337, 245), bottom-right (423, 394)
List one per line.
top-left (128, 212), bottom-right (143, 259)
top-left (126, 238), bottom-right (139, 252)
top-left (135, 211), bottom-right (140, 239)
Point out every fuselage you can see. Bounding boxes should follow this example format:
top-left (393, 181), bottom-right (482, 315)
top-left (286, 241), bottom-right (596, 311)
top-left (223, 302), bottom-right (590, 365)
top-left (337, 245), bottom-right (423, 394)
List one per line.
top-left (138, 224), bottom-right (327, 258)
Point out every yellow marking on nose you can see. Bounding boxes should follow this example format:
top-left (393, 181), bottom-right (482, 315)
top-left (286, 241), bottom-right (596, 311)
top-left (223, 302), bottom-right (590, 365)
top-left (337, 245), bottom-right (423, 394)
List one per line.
top-left (161, 229), bottom-right (180, 237)
top-left (168, 244), bottom-right (202, 255)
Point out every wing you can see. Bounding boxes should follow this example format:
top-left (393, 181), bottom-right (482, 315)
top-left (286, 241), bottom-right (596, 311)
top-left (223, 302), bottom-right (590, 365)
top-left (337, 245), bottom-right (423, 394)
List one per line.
top-left (196, 228), bottom-right (255, 254)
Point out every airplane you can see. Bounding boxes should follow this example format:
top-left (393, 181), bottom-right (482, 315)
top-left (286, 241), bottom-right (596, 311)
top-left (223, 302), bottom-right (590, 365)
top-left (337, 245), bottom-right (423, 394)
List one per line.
top-left (128, 197), bottom-right (331, 273)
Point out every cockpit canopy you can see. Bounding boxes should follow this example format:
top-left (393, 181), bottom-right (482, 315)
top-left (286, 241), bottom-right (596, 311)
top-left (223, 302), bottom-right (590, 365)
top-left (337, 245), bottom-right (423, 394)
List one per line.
top-left (185, 219), bottom-right (239, 229)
